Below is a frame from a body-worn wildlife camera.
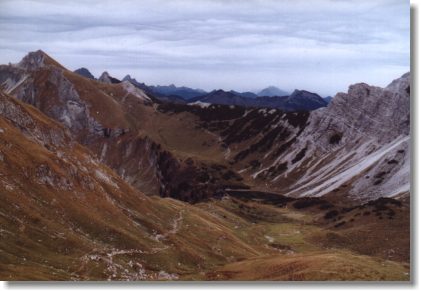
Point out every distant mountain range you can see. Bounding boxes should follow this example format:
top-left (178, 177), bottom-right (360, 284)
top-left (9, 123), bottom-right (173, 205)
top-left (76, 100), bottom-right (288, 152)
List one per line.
top-left (189, 89), bottom-right (327, 111)
top-left (74, 68), bottom-right (329, 111)
top-left (149, 84), bottom-right (206, 100)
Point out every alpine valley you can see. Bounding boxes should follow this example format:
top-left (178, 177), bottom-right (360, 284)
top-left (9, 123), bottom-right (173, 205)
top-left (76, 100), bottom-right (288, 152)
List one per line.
top-left (0, 50), bottom-right (410, 281)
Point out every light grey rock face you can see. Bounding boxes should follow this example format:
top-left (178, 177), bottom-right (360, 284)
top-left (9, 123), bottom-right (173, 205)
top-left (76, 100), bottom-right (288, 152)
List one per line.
top-left (302, 73), bottom-right (410, 150)
top-left (18, 50), bottom-right (47, 71)
top-left (0, 60), bottom-right (104, 138)
top-left (253, 73), bottom-right (411, 201)
top-left (0, 65), bottom-right (26, 94)
top-left (98, 71), bottom-right (112, 84)
top-left (47, 68), bottom-right (88, 130)
top-left (0, 90), bottom-right (69, 148)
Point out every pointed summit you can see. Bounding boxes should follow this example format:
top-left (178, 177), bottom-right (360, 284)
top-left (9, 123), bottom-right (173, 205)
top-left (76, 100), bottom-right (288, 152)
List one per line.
top-left (98, 71), bottom-right (121, 84)
top-left (18, 50), bottom-right (64, 71)
top-left (74, 67), bottom-right (95, 80)
top-left (122, 74), bottom-right (133, 82)
top-left (257, 86), bottom-right (289, 97)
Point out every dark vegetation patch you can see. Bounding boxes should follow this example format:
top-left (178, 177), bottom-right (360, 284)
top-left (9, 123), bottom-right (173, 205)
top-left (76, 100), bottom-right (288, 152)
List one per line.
top-left (292, 197), bottom-right (329, 209)
top-left (157, 102), bottom-right (246, 122)
top-left (329, 133), bottom-right (342, 144)
top-left (221, 109), bottom-right (281, 145)
top-left (319, 203), bottom-right (334, 210)
top-left (367, 197), bottom-right (402, 209)
top-left (249, 160), bottom-right (261, 169)
top-left (259, 162), bottom-right (288, 179)
top-left (324, 210), bottom-right (339, 219)
top-left (156, 147), bottom-right (248, 203)
top-left (283, 112), bottom-right (310, 128)
top-left (233, 127), bottom-right (291, 162)
top-left (291, 147), bottom-right (307, 164)
top-left (270, 137), bottom-right (297, 159)
top-left (321, 197), bottom-right (402, 224)
top-left (387, 159), bottom-right (398, 164)
top-left (334, 221), bottom-right (346, 228)
top-left (373, 171), bottom-right (388, 185)
top-left (374, 171), bottom-right (387, 179)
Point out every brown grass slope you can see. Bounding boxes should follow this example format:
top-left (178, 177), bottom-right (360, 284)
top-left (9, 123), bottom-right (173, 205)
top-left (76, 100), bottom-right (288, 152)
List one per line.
top-left (0, 89), bottom-right (260, 280)
top-left (1, 51), bottom-right (244, 201)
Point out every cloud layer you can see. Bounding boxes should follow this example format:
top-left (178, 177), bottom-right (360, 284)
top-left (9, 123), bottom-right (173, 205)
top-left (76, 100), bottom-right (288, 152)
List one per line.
top-left (0, 0), bottom-right (410, 95)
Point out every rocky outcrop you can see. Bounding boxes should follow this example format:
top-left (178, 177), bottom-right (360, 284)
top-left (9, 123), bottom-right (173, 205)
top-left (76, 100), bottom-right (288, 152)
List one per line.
top-left (18, 50), bottom-right (47, 71)
top-left (98, 71), bottom-right (121, 84)
top-left (10, 66), bottom-right (104, 137)
top-left (252, 73), bottom-right (411, 201)
top-left (74, 67), bottom-right (95, 79)
top-left (304, 73), bottom-right (410, 149)
top-left (0, 90), bottom-right (69, 148)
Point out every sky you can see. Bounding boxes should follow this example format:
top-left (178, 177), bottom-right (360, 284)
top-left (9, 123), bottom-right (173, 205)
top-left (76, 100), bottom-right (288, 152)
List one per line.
top-left (0, 0), bottom-right (410, 96)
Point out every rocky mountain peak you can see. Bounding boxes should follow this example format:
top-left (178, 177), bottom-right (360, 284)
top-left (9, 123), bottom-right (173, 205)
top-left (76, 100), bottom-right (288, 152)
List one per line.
top-left (258, 86), bottom-right (289, 97)
top-left (290, 89), bottom-right (323, 100)
top-left (74, 67), bottom-right (95, 80)
top-left (385, 72), bottom-right (410, 95)
top-left (18, 50), bottom-right (61, 71)
top-left (302, 72), bottom-right (410, 150)
top-left (98, 71), bottom-right (121, 84)
top-left (122, 74), bottom-right (133, 82)
top-left (18, 50), bottom-right (47, 70)
top-left (98, 71), bottom-right (111, 83)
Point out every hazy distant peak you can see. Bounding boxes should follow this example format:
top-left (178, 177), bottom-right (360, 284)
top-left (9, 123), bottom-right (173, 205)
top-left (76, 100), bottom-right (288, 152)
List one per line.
top-left (74, 67), bottom-right (95, 80)
top-left (257, 86), bottom-right (289, 97)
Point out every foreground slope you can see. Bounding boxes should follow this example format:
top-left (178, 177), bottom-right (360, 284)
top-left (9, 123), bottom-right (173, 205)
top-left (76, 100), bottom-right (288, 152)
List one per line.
top-left (0, 89), bottom-right (260, 280)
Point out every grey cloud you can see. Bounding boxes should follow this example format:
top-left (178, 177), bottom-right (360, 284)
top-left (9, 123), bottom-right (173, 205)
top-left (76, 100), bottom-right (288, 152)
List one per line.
top-left (0, 0), bottom-right (409, 96)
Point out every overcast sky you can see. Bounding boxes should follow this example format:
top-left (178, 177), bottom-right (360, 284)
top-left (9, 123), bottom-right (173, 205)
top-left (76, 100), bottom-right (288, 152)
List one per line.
top-left (0, 0), bottom-right (409, 96)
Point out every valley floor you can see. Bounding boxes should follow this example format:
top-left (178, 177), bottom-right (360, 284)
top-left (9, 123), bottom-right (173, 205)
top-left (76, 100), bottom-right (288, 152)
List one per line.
top-left (193, 195), bottom-right (410, 281)
top-left (0, 191), bottom-right (410, 281)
